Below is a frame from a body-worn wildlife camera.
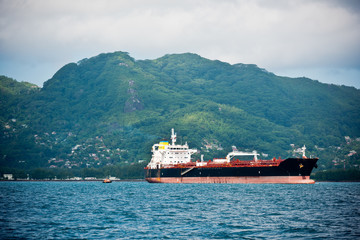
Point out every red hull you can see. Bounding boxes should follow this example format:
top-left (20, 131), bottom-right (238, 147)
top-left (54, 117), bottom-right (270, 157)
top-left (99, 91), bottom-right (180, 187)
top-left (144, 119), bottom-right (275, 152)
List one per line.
top-left (146, 176), bottom-right (315, 184)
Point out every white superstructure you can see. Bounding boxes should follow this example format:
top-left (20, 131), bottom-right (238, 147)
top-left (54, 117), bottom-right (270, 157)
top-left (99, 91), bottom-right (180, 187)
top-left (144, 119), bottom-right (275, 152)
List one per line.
top-left (146, 129), bottom-right (197, 169)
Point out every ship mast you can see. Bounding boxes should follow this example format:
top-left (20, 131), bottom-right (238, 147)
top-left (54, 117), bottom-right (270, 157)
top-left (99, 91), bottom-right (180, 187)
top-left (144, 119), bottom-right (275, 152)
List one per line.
top-left (171, 128), bottom-right (177, 146)
top-left (301, 145), bottom-right (307, 158)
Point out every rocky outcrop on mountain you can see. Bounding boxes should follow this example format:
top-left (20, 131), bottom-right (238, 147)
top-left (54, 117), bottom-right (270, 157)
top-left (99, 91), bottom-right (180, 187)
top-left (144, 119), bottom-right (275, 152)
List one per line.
top-left (124, 80), bottom-right (144, 113)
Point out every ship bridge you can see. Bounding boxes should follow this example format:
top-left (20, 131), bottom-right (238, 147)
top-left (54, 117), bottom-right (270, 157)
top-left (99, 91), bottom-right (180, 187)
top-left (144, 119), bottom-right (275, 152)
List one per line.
top-left (147, 129), bottom-right (197, 169)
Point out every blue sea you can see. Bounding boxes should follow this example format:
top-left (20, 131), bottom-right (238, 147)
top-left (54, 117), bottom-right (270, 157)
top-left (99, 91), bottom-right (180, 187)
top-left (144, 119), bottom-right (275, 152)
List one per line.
top-left (0, 182), bottom-right (359, 239)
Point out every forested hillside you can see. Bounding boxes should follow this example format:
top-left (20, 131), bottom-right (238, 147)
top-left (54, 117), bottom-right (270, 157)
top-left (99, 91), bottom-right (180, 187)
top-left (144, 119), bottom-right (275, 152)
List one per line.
top-left (1, 51), bottom-right (359, 178)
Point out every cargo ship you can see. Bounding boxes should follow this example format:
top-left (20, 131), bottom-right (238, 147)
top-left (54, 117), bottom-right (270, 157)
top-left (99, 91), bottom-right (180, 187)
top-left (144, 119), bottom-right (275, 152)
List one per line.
top-left (144, 129), bottom-right (318, 184)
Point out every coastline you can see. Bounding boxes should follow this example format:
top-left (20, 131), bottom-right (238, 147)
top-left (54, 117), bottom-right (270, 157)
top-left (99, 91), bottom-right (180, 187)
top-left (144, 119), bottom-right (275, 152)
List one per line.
top-left (1, 179), bottom-right (360, 183)
top-left (0, 179), bottom-right (146, 182)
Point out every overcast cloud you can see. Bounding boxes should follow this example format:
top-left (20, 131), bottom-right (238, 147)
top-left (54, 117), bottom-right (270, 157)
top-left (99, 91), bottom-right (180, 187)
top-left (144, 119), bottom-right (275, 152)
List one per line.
top-left (0, 0), bottom-right (359, 88)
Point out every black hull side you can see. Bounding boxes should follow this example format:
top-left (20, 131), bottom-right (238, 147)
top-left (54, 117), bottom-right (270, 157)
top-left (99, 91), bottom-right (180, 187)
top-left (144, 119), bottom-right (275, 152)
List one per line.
top-left (145, 158), bottom-right (318, 179)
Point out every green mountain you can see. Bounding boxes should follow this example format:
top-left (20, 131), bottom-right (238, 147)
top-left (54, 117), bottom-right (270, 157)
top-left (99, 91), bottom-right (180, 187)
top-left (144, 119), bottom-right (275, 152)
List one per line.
top-left (1, 51), bottom-right (360, 177)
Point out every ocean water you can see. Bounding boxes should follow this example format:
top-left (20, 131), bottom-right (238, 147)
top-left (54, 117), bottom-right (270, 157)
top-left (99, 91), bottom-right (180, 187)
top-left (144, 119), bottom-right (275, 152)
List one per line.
top-left (0, 182), bottom-right (359, 239)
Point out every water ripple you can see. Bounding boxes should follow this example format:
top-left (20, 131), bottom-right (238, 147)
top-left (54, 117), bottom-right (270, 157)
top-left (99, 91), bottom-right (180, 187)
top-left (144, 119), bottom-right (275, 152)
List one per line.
top-left (0, 182), bottom-right (359, 239)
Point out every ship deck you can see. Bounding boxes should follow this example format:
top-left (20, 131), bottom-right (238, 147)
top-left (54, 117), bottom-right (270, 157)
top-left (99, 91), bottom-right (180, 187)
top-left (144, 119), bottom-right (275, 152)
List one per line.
top-left (144, 158), bottom-right (285, 169)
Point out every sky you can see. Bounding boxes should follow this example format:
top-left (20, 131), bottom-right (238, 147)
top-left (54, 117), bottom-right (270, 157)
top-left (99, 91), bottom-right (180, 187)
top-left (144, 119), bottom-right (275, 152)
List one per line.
top-left (0, 0), bottom-right (359, 88)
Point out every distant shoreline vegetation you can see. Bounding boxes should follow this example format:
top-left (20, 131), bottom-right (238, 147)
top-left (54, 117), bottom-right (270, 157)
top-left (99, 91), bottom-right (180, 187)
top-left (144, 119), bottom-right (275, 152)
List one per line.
top-left (0, 163), bottom-right (146, 181)
top-left (313, 169), bottom-right (360, 182)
